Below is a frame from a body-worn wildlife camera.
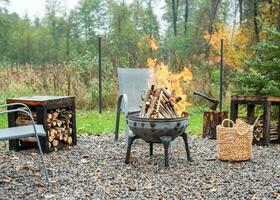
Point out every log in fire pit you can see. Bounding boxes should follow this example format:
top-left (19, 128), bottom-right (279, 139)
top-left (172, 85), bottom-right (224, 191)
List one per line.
top-left (125, 111), bottom-right (192, 167)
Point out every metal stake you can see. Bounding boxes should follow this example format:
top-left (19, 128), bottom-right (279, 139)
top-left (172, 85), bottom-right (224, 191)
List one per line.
top-left (98, 36), bottom-right (102, 114)
top-left (219, 39), bottom-right (223, 112)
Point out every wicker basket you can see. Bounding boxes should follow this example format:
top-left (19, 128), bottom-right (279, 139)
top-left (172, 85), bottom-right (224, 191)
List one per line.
top-left (216, 116), bottom-right (260, 161)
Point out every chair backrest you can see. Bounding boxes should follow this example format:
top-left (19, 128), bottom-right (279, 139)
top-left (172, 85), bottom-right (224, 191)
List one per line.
top-left (117, 67), bottom-right (154, 112)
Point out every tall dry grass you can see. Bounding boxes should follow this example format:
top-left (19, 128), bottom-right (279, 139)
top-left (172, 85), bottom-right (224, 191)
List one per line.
top-left (0, 64), bottom-right (118, 109)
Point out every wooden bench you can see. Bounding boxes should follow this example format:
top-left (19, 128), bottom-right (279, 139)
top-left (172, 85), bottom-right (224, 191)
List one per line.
top-left (230, 96), bottom-right (280, 146)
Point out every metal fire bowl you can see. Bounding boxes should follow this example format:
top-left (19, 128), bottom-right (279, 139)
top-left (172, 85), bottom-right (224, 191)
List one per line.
top-left (127, 112), bottom-right (188, 143)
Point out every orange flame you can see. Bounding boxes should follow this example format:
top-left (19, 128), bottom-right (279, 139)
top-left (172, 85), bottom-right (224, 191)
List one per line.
top-left (147, 58), bottom-right (193, 115)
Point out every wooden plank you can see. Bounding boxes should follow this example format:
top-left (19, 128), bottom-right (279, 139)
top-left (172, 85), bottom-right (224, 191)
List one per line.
top-left (7, 96), bottom-right (75, 107)
top-left (36, 106), bottom-right (50, 153)
top-left (262, 102), bottom-right (271, 146)
top-left (71, 99), bottom-right (77, 145)
top-left (278, 106), bottom-right (280, 143)
top-left (230, 102), bottom-right (238, 122)
top-left (247, 104), bottom-right (255, 124)
top-left (7, 104), bottom-right (20, 151)
top-left (202, 111), bottom-right (228, 139)
top-left (231, 96), bottom-right (280, 103)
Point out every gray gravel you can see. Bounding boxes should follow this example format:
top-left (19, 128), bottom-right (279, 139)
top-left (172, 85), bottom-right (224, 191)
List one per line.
top-left (0, 135), bottom-right (279, 200)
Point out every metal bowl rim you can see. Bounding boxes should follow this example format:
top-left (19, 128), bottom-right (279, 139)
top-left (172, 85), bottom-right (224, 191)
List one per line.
top-left (127, 111), bottom-right (188, 122)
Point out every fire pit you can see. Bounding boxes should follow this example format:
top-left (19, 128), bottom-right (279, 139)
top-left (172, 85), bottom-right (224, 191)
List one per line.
top-left (125, 111), bottom-right (192, 167)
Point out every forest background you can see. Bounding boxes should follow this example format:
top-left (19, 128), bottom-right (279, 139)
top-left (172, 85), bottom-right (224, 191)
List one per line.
top-left (0, 0), bottom-right (279, 134)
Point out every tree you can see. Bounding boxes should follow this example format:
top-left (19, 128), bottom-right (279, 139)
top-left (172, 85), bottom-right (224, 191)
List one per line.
top-left (234, 28), bottom-right (280, 96)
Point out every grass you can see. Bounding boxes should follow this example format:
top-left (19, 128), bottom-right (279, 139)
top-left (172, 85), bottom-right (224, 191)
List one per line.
top-left (0, 107), bottom-right (205, 136)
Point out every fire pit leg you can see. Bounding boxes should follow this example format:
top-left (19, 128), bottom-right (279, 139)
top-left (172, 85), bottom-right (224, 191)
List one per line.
top-left (125, 134), bottom-right (139, 164)
top-left (160, 136), bottom-right (172, 168)
top-left (181, 132), bottom-right (192, 161)
top-left (149, 143), bottom-right (153, 156)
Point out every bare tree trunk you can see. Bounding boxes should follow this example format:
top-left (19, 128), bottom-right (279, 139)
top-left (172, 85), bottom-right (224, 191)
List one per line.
top-left (205, 0), bottom-right (220, 59)
top-left (239, 0), bottom-right (243, 25)
top-left (172, 0), bottom-right (178, 36)
top-left (184, 0), bottom-right (189, 36)
top-left (149, 0), bottom-right (152, 38)
top-left (253, 0), bottom-right (260, 42)
top-left (209, 0), bottom-right (220, 35)
top-left (277, 2), bottom-right (280, 32)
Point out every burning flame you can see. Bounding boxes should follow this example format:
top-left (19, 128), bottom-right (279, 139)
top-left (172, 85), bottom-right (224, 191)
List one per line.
top-left (147, 57), bottom-right (193, 115)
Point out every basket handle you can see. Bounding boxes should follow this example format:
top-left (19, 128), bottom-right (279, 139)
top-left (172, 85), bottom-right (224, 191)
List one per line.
top-left (221, 119), bottom-right (235, 127)
top-left (236, 115), bottom-right (262, 136)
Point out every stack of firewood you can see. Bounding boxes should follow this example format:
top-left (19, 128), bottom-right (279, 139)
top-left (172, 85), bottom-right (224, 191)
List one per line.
top-left (253, 120), bottom-right (279, 141)
top-left (16, 108), bottom-right (73, 150)
top-left (47, 109), bottom-right (73, 148)
top-left (139, 85), bottom-right (184, 119)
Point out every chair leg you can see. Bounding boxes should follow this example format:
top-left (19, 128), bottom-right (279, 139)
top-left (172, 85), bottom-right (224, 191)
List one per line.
top-left (181, 132), bottom-right (192, 161)
top-left (125, 134), bottom-right (138, 164)
top-left (115, 95), bottom-right (123, 141)
top-left (35, 135), bottom-right (50, 188)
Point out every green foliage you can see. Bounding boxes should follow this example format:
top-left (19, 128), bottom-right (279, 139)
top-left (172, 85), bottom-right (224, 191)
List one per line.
top-left (233, 28), bottom-right (280, 96)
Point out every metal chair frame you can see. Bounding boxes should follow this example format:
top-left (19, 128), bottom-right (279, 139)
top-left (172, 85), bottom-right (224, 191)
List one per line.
top-left (0, 103), bottom-right (50, 188)
top-left (114, 68), bottom-right (153, 145)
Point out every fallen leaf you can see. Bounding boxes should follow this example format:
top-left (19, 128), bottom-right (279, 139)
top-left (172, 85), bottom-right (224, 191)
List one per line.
top-left (80, 158), bottom-right (89, 164)
top-left (128, 155), bottom-right (134, 163)
top-left (22, 165), bottom-right (40, 172)
top-left (0, 175), bottom-right (12, 183)
top-left (272, 191), bottom-right (280, 198)
top-left (31, 152), bottom-right (38, 156)
top-left (159, 197), bottom-right (166, 200)
top-left (45, 194), bottom-right (55, 199)
top-left (205, 176), bottom-right (214, 183)
top-left (10, 156), bottom-right (19, 160)
top-left (92, 176), bottom-right (98, 183)
top-left (210, 188), bottom-right (217, 192)
top-left (144, 182), bottom-right (153, 190)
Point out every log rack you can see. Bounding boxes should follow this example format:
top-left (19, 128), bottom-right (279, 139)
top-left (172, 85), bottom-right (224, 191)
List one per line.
top-left (6, 96), bottom-right (77, 153)
top-left (230, 96), bottom-right (280, 146)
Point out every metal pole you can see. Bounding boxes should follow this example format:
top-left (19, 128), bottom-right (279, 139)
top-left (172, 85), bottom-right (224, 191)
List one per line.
top-left (98, 36), bottom-right (102, 114)
top-left (219, 39), bottom-right (223, 112)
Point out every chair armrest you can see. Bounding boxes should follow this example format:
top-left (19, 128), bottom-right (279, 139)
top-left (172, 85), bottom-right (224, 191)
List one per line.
top-left (0, 109), bottom-right (39, 138)
top-left (120, 93), bottom-right (128, 115)
top-left (0, 103), bottom-right (32, 115)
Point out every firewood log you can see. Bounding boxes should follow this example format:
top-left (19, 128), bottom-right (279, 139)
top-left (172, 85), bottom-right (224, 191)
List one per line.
top-left (56, 120), bottom-right (63, 127)
top-left (52, 120), bottom-right (57, 127)
top-left (145, 88), bottom-right (162, 118)
top-left (55, 133), bottom-right (63, 141)
top-left (47, 113), bottom-right (52, 120)
top-left (49, 128), bottom-right (57, 137)
top-left (52, 112), bottom-right (59, 120)
top-left (48, 135), bottom-right (55, 142)
top-left (63, 134), bottom-right (69, 142)
top-left (47, 123), bottom-right (52, 129)
top-left (52, 139), bottom-right (59, 147)
top-left (67, 136), bottom-right (73, 144)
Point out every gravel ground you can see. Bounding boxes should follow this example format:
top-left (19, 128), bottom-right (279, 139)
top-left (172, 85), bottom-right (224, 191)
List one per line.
top-left (0, 135), bottom-right (279, 200)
